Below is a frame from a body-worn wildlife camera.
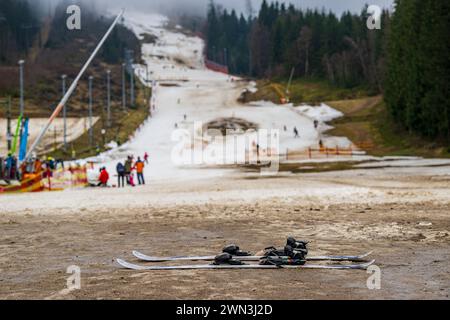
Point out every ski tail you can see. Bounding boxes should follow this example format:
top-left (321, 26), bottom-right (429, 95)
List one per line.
top-left (279, 259), bottom-right (376, 270)
top-left (132, 251), bottom-right (218, 262)
top-left (308, 251), bottom-right (373, 262)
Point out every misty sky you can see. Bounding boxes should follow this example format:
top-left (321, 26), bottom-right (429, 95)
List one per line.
top-left (98, 0), bottom-right (395, 17)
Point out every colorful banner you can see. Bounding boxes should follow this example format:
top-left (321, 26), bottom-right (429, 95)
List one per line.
top-left (19, 118), bottom-right (29, 161)
top-left (0, 165), bottom-right (88, 194)
top-left (10, 115), bottom-right (22, 155)
top-left (0, 173), bottom-right (44, 194)
top-left (42, 166), bottom-right (88, 191)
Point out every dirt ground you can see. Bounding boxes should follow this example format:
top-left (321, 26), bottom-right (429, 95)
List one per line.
top-left (0, 167), bottom-right (449, 300)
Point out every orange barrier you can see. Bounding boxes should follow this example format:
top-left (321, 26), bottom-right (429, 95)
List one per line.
top-left (42, 166), bottom-right (88, 191)
top-left (0, 166), bottom-right (88, 194)
top-left (205, 59), bottom-right (229, 74)
top-left (0, 173), bottom-right (44, 194)
top-left (284, 146), bottom-right (366, 161)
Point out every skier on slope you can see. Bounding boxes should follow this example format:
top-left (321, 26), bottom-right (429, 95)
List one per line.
top-left (314, 120), bottom-right (319, 129)
top-left (294, 127), bottom-right (300, 138)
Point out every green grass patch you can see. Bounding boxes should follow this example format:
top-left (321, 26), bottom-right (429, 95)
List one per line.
top-left (328, 98), bottom-right (450, 158)
top-left (243, 79), bottom-right (373, 105)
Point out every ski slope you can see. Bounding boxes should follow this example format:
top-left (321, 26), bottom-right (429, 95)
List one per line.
top-left (91, 11), bottom-right (353, 183)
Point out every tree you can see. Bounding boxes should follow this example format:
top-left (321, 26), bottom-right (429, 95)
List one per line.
top-left (385, 0), bottom-right (450, 141)
top-left (297, 26), bottom-right (312, 77)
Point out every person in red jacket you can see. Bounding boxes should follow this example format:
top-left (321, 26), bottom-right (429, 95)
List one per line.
top-left (98, 167), bottom-right (109, 187)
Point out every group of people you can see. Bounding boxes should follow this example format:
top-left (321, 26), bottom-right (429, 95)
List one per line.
top-left (114, 152), bottom-right (149, 188)
top-left (0, 154), bottom-right (62, 182)
top-left (0, 154), bottom-right (18, 181)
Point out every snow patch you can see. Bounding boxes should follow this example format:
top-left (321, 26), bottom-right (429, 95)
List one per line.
top-left (294, 103), bottom-right (344, 123)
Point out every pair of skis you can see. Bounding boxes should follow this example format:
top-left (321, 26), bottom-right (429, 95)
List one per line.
top-left (117, 250), bottom-right (375, 271)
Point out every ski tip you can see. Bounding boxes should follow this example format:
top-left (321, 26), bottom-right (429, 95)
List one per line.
top-left (133, 250), bottom-right (166, 262)
top-left (116, 258), bottom-right (127, 268)
top-left (132, 250), bottom-right (144, 259)
top-left (360, 251), bottom-right (374, 259)
top-left (116, 258), bottom-right (140, 270)
top-left (362, 259), bottom-right (376, 269)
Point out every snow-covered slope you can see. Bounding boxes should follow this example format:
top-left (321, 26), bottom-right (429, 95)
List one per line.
top-left (93, 12), bottom-right (353, 183)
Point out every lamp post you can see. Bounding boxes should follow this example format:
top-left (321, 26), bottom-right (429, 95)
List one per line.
top-left (18, 60), bottom-right (25, 117)
top-left (18, 60), bottom-right (25, 144)
top-left (1, 97), bottom-right (12, 151)
top-left (6, 96), bottom-right (12, 152)
top-left (106, 69), bottom-right (111, 127)
top-left (88, 76), bottom-right (94, 147)
top-left (130, 58), bottom-right (135, 107)
top-left (61, 74), bottom-right (67, 150)
top-left (122, 62), bottom-right (126, 111)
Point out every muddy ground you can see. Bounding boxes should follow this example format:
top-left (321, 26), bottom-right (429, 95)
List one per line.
top-left (0, 167), bottom-right (449, 300)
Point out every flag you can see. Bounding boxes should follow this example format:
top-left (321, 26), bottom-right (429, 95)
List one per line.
top-left (10, 115), bottom-right (22, 155)
top-left (19, 118), bottom-right (29, 161)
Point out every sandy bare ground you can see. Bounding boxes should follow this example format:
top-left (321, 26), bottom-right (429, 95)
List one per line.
top-left (0, 166), bottom-right (449, 300)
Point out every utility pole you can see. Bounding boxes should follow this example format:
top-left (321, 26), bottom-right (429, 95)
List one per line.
top-left (130, 57), bottom-right (135, 107)
top-left (1, 97), bottom-right (12, 152)
top-left (62, 74), bottom-right (67, 150)
top-left (122, 62), bottom-right (126, 111)
top-left (7, 96), bottom-right (12, 152)
top-left (18, 60), bottom-right (25, 144)
top-left (88, 76), bottom-right (94, 147)
top-left (106, 69), bottom-right (111, 127)
top-left (18, 60), bottom-right (25, 117)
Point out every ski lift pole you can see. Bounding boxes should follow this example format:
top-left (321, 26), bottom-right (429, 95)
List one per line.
top-left (25, 10), bottom-right (125, 160)
top-left (286, 67), bottom-right (295, 97)
top-left (1, 97), bottom-right (12, 151)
